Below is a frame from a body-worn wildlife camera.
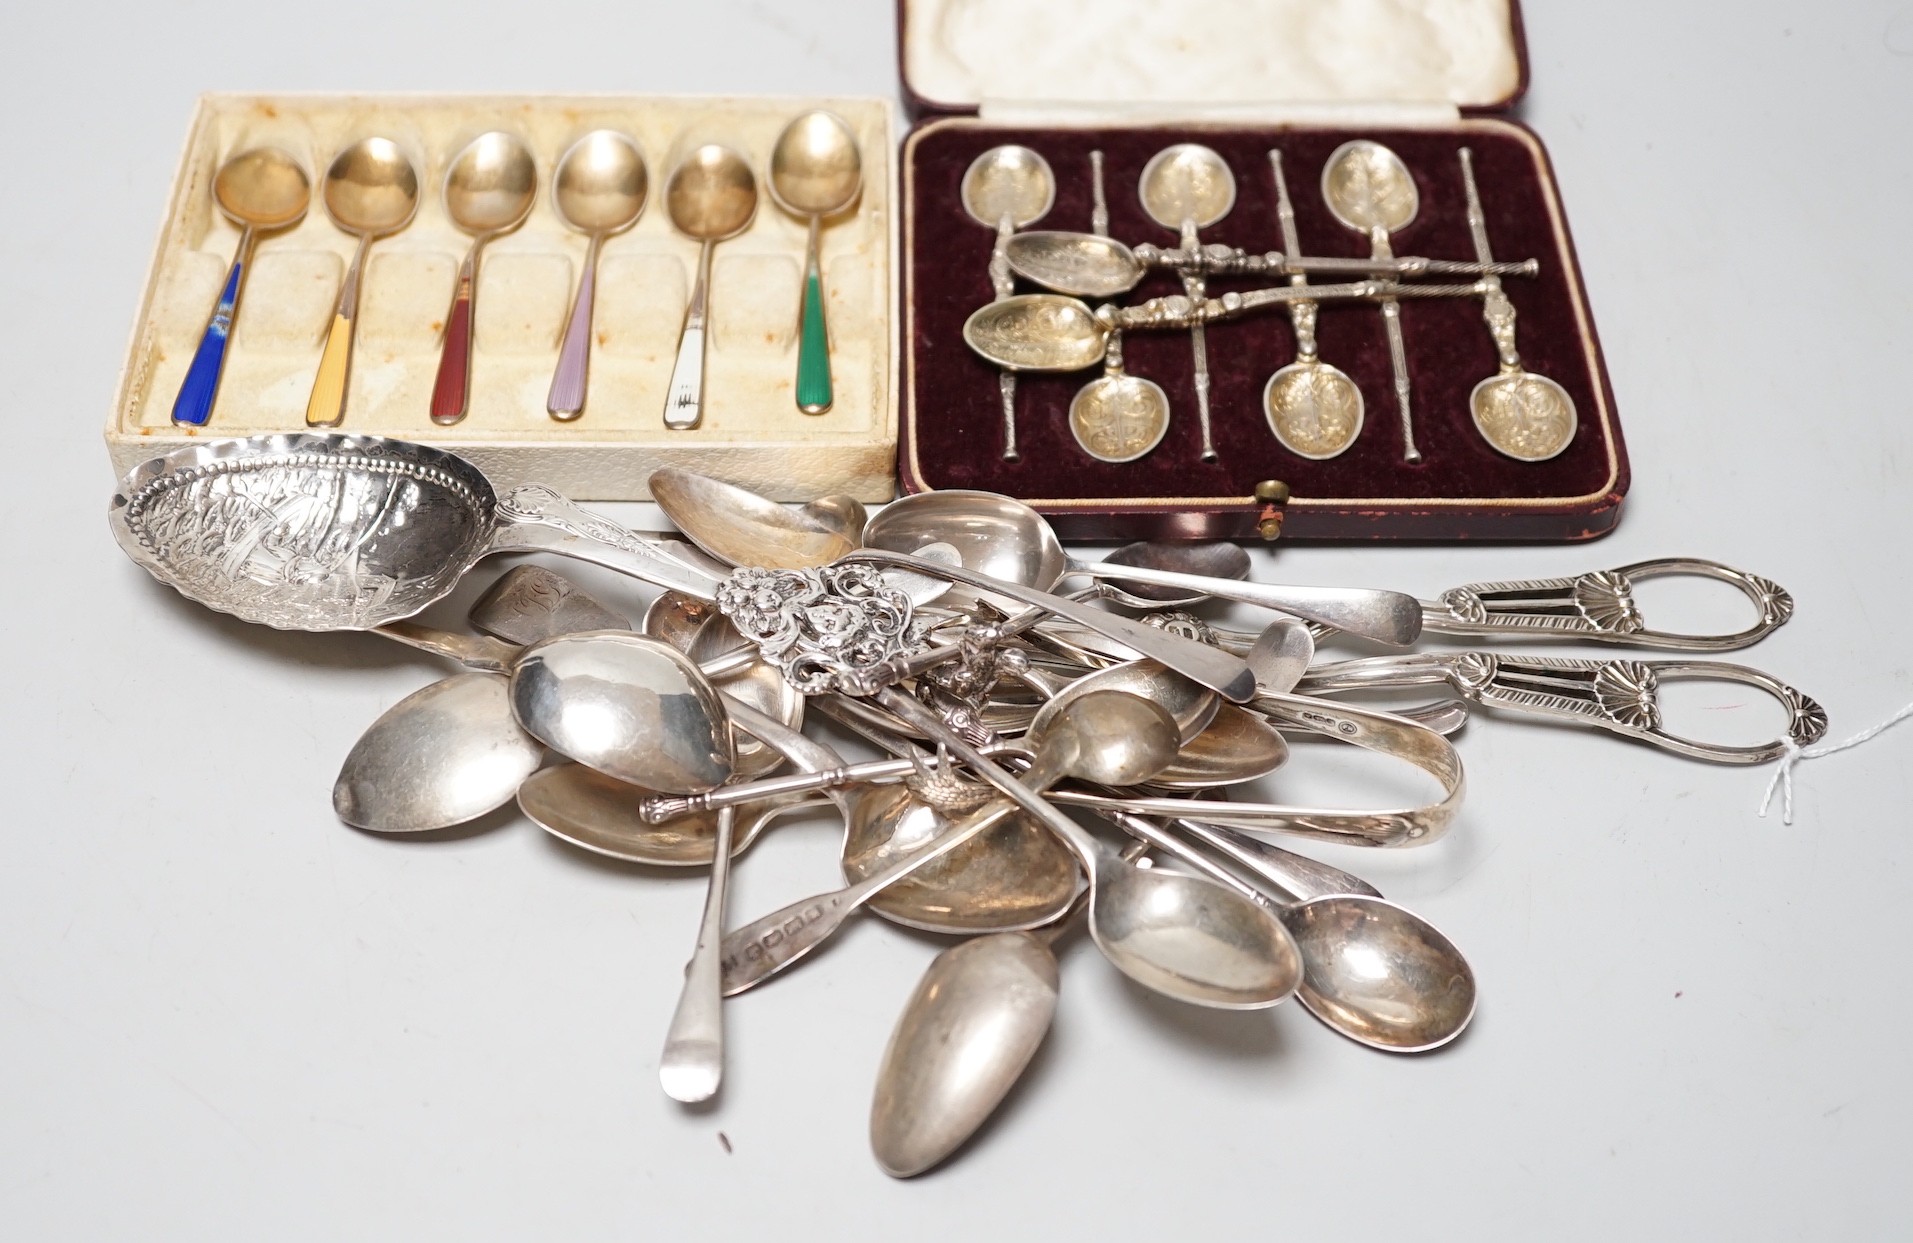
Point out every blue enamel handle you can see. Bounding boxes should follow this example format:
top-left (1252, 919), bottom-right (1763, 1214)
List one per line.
top-left (171, 257), bottom-right (244, 427)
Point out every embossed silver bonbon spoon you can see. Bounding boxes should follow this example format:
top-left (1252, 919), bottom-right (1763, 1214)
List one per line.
top-left (1139, 144), bottom-right (1235, 462)
top-left (1458, 147), bottom-right (1577, 461)
top-left (108, 435), bottom-right (1252, 699)
top-left (962, 145), bottom-right (1055, 460)
top-left (1322, 140), bottom-right (1423, 462)
top-left (110, 434), bottom-right (721, 633)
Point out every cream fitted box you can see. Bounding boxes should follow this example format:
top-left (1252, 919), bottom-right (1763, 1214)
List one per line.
top-left (106, 93), bottom-right (898, 500)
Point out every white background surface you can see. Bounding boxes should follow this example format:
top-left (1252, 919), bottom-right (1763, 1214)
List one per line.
top-left (3, 2), bottom-right (1910, 1238)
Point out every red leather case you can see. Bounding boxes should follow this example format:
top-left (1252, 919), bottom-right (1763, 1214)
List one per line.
top-left (895, 2), bottom-right (1629, 542)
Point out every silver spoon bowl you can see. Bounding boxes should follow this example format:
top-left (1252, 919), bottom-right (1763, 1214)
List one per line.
top-left (509, 630), bottom-right (734, 793)
top-left (332, 672), bottom-right (542, 833)
top-left (110, 434), bottom-right (719, 632)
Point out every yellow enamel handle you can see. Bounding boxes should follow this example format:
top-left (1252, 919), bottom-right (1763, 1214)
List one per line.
top-left (304, 311), bottom-right (354, 428)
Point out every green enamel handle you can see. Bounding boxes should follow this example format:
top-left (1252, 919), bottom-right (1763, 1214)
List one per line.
top-left (795, 220), bottom-right (832, 414)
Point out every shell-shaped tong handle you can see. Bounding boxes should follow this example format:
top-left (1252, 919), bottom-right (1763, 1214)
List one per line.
top-left (1421, 558), bottom-right (1793, 652)
top-left (1450, 653), bottom-right (1826, 764)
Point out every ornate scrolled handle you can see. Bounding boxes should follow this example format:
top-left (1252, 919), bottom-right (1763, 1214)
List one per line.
top-left (494, 484), bottom-right (721, 599)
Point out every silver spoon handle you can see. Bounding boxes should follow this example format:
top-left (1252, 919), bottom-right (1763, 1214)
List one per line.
top-left (1068, 562), bottom-right (1423, 647)
top-left (1132, 242), bottom-right (1535, 281)
top-left (1095, 811), bottom-right (1270, 908)
top-left (1170, 819), bottom-right (1381, 901)
top-left (658, 806), bottom-right (735, 1103)
top-left (1051, 693), bottom-right (1464, 847)
top-left (1458, 147), bottom-right (1521, 370)
top-left (1365, 228), bottom-right (1420, 463)
top-left (991, 213), bottom-right (1022, 460)
top-left (718, 739), bottom-right (1069, 997)
top-left (490, 485), bottom-right (723, 600)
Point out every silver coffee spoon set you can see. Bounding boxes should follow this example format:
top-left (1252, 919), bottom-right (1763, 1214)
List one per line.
top-left (111, 432), bottom-right (1823, 1176)
top-left (172, 114), bottom-right (862, 433)
top-left (961, 140), bottom-right (1574, 467)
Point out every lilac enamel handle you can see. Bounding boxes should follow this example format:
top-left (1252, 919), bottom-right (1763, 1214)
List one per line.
top-left (547, 235), bottom-right (600, 420)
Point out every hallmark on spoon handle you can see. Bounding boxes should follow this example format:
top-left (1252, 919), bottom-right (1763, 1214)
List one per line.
top-left (172, 254), bottom-right (246, 428)
top-left (547, 243), bottom-right (598, 420)
top-left (430, 262), bottom-right (477, 425)
top-left (719, 890), bottom-right (854, 995)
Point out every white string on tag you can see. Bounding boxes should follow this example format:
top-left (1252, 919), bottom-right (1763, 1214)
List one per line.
top-left (1758, 699), bottom-right (1913, 824)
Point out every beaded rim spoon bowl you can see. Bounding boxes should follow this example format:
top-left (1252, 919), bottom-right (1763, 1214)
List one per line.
top-left (108, 434), bottom-right (719, 633)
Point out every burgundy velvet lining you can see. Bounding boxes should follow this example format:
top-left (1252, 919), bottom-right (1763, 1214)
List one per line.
top-left (903, 122), bottom-right (1621, 523)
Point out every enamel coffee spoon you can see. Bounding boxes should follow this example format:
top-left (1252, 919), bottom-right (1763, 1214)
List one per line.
top-left (430, 132), bottom-right (537, 425)
top-left (171, 147), bottom-right (310, 427)
top-left (721, 691), bottom-right (1299, 1009)
top-left (305, 138), bottom-right (420, 428)
top-left (547, 130), bottom-right (648, 420)
top-left (768, 110), bottom-right (863, 414)
top-left (662, 144), bottom-right (759, 430)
